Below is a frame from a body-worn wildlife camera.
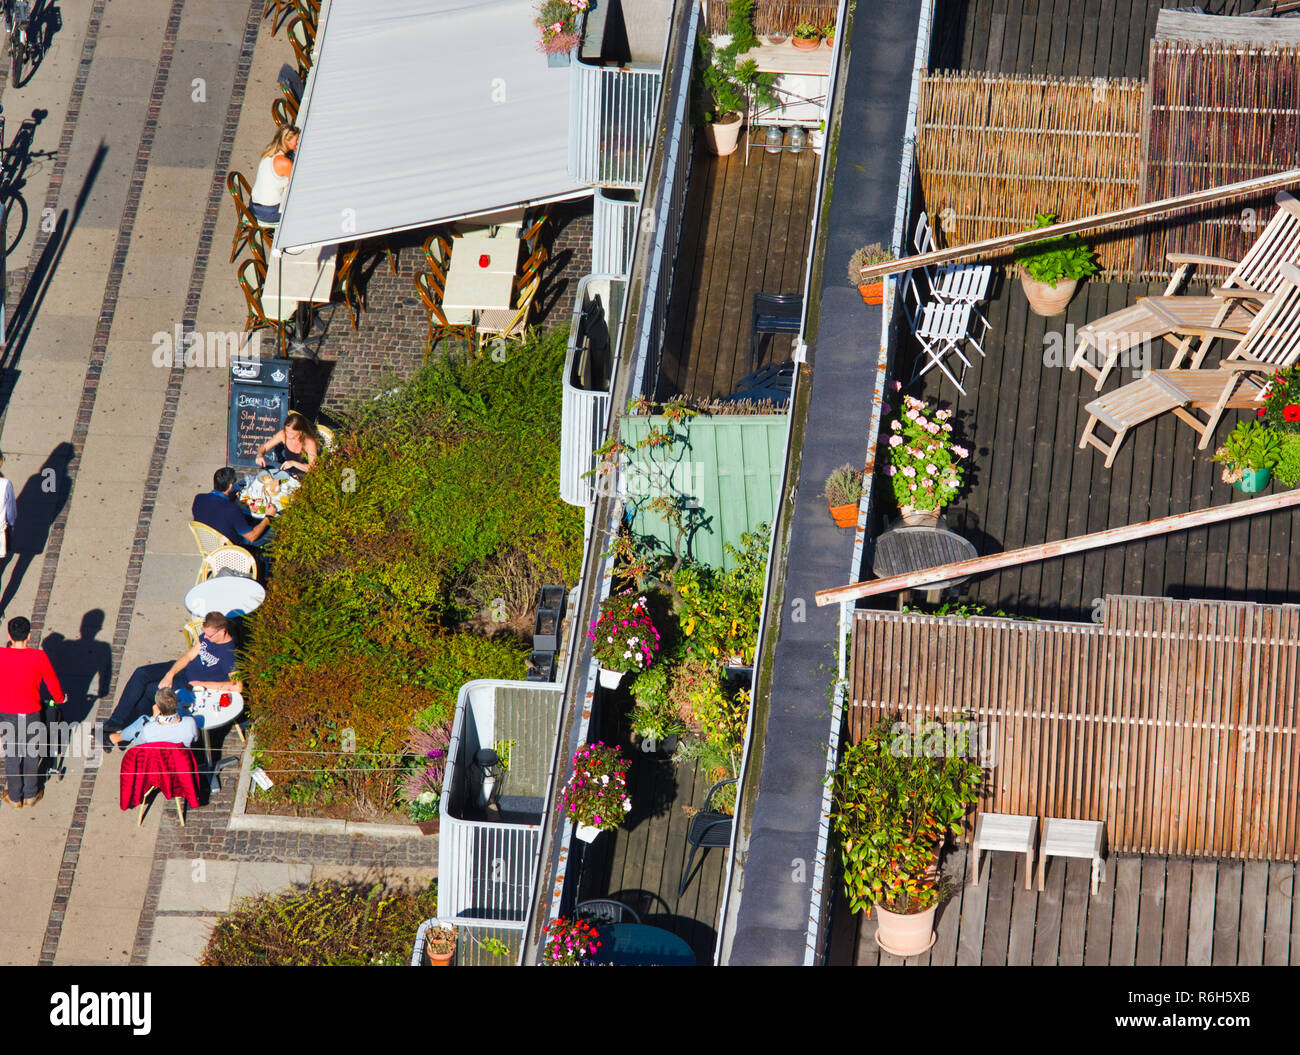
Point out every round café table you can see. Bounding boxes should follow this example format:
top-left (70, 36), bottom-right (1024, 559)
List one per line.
top-left (184, 577), bottom-right (266, 618)
top-left (872, 515), bottom-right (979, 603)
top-left (590, 923), bottom-right (696, 966)
top-left (183, 687), bottom-right (246, 792)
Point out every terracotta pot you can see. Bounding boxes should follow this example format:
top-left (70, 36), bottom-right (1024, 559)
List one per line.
top-left (704, 113), bottom-right (743, 157)
top-left (829, 502), bottom-right (858, 528)
top-left (416, 818), bottom-right (439, 836)
top-left (792, 35), bottom-right (821, 50)
top-left (1020, 274), bottom-right (1078, 317)
top-left (900, 508), bottom-right (941, 527)
top-left (858, 282), bottom-right (883, 305)
top-left (825, 35), bottom-right (835, 47)
top-left (428, 946), bottom-right (455, 966)
top-left (873, 903), bottom-right (937, 957)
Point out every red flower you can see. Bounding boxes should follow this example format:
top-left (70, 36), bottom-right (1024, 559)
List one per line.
top-left (1258, 407), bottom-right (1268, 417)
top-left (1285, 404), bottom-right (1300, 422)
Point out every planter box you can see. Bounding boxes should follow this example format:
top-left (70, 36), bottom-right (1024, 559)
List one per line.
top-left (526, 651), bottom-right (556, 682)
top-left (533, 608), bottom-right (561, 653)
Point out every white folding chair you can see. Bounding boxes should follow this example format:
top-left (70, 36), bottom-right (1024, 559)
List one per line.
top-left (905, 271), bottom-right (989, 395)
top-left (913, 213), bottom-right (993, 305)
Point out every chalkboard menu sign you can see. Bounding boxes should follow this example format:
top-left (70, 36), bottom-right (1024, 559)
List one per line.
top-left (228, 358), bottom-right (291, 467)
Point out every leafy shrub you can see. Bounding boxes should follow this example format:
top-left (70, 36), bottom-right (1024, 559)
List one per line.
top-left (1014, 213), bottom-right (1098, 287)
top-left (202, 880), bottom-right (437, 966)
top-left (1276, 432), bottom-right (1300, 487)
top-left (244, 328), bottom-right (581, 816)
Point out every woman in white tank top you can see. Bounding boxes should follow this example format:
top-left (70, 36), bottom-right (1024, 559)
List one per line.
top-left (250, 126), bottom-right (300, 224)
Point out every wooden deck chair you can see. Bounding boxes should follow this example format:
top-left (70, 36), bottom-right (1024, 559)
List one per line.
top-left (198, 545), bottom-right (258, 583)
top-left (1070, 191), bottom-right (1300, 390)
top-left (415, 271), bottom-right (476, 360)
top-left (1079, 261), bottom-right (1300, 467)
top-left (478, 273), bottom-right (540, 352)
top-left (228, 171), bottom-right (270, 264)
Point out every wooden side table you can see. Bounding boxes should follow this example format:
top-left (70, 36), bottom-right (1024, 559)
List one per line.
top-left (1037, 818), bottom-right (1107, 895)
top-left (970, 812), bottom-right (1037, 890)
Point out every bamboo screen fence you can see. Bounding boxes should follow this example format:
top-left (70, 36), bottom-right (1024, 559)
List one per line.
top-left (1140, 42), bottom-right (1300, 276)
top-left (849, 596), bottom-right (1300, 861)
top-left (704, 0), bottom-right (838, 36)
top-left (916, 73), bottom-right (1146, 276)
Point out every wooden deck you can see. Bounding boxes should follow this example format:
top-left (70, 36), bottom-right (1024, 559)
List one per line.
top-left (829, 844), bottom-right (1300, 965)
top-left (886, 274), bottom-right (1300, 621)
top-left (656, 137), bottom-right (819, 401)
top-left (931, 0), bottom-right (1272, 79)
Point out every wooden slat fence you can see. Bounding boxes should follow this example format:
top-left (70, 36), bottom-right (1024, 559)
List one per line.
top-left (849, 596), bottom-right (1300, 860)
top-left (703, 0), bottom-right (839, 36)
top-left (916, 72), bottom-right (1146, 276)
top-left (1140, 42), bottom-right (1300, 276)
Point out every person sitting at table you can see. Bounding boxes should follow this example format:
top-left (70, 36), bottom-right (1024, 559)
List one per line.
top-left (108, 688), bottom-right (198, 748)
top-left (249, 125), bottom-right (299, 225)
top-left (192, 467), bottom-right (276, 548)
top-left (102, 613), bottom-right (242, 738)
top-left (255, 412), bottom-right (319, 479)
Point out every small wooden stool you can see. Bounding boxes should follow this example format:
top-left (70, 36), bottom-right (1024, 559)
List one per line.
top-left (1037, 818), bottom-right (1106, 895)
top-left (970, 813), bottom-right (1037, 889)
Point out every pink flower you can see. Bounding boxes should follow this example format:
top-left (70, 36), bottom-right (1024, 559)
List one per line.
top-left (888, 435), bottom-right (903, 447)
top-left (953, 445), bottom-right (968, 458)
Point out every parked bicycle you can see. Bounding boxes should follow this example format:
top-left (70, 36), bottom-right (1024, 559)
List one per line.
top-left (3, 0), bottom-right (35, 84)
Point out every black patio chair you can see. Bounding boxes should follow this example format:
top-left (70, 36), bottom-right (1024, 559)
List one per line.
top-left (678, 778), bottom-right (739, 898)
top-left (575, 898), bottom-right (641, 925)
top-left (751, 292), bottom-right (802, 368)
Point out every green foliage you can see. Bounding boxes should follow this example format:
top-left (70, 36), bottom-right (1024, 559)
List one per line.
top-left (794, 20), bottom-right (820, 39)
top-left (1260, 364), bottom-right (1300, 435)
top-left (244, 327), bottom-right (580, 816)
top-left (831, 720), bottom-right (983, 914)
top-left (1212, 419), bottom-right (1283, 479)
top-left (1014, 213), bottom-right (1098, 288)
top-left (695, 0), bottom-right (777, 122)
top-left (824, 463), bottom-right (863, 506)
top-left (202, 880), bottom-right (437, 966)
top-left (847, 243), bottom-right (893, 286)
top-left (1275, 433), bottom-right (1300, 487)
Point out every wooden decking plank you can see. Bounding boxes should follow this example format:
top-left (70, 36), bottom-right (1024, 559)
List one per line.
top-left (1029, 0), bottom-right (1056, 76)
top-left (930, 849), bottom-right (966, 966)
top-left (1032, 842), bottom-right (1066, 965)
top-left (1083, 848), bottom-right (1116, 964)
top-left (1007, 864), bottom-right (1038, 965)
top-left (1110, 855), bottom-right (1141, 966)
top-left (1161, 857), bottom-right (1192, 966)
top-left (855, 911), bottom-right (882, 966)
top-left (1212, 860), bottom-right (1243, 965)
top-left (1013, 0), bottom-right (1039, 75)
top-left (1186, 859), bottom-right (1217, 965)
top-left (1239, 860), bottom-right (1268, 966)
top-left (1135, 854), bottom-right (1166, 965)
top-left (1105, 0), bottom-right (1135, 79)
top-left (957, 846), bottom-right (991, 965)
top-left (1123, 0), bottom-right (1152, 79)
top-left (980, 851), bottom-right (1015, 965)
top-left (1058, 857), bottom-right (1092, 965)
top-left (966, 0), bottom-right (996, 73)
top-left (1263, 861), bottom-right (1295, 966)
top-left (1074, 0), bottom-right (1103, 81)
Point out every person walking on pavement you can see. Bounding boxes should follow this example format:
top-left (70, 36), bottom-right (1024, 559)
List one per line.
top-left (0, 616), bottom-right (66, 807)
top-left (0, 449), bottom-right (16, 585)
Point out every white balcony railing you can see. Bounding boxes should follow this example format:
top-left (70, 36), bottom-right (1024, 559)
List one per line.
top-left (592, 189), bottom-right (640, 276)
top-left (568, 62), bottom-right (662, 188)
top-left (560, 275), bottom-right (626, 507)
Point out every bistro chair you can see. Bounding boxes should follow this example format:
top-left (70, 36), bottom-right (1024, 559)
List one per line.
top-left (289, 26), bottom-right (312, 78)
top-left (678, 778), bottom-right (738, 897)
top-left (286, 11), bottom-right (314, 53)
top-left (278, 83), bottom-right (300, 123)
top-left (239, 258), bottom-right (279, 341)
top-left (245, 236), bottom-right (269, 284)
top-left (334, 244), bottom-right (364, 331)
top-left (315, 422), bottom-right (336, 451)
top-left (478, 273), bottom-right (540, 352)
top-left (516, 245), bottom-right (548, 293)
top-left (295, 0), bottom-right (320, 33)
top-left (522, 212), bottom-right (548, 254)
top-left (227, 171), bottom-right (271, 264)
top-left (264, 0), bottom-right (296, 34)
top-left (271, 96), bottom-right (296, 129)
top-left (912, 212), bottom-right (992, 308)
top-left (751, 292), bottom-right (802, 369)
top-left (198, 544), bottom-right (259, 584)
top-left (189, 520), bottom-right (231, 564)
top-left (575, 899), bottom-right (642, 925)
top-left (423, 231), bottom-right (452, 274)
top-left (181, 617), bottom-right (203, 649)
top-left (121, 744), bottom-right (200, 827)
top-left (415, 271), bottom-right (476, 360)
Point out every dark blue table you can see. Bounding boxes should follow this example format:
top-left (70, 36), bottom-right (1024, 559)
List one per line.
top-left (591, 924), bottom-right (696, 966)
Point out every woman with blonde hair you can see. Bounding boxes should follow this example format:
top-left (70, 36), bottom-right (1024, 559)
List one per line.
top-left (256, 412), bottom-right (319, 479)
top-left (249, 125), bottom-right (300, 224)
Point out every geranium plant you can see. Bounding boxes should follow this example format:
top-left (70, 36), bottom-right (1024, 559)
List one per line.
top-left (831, 719), bottom-right (983, 914)
top-left (541, 916), bottom-right (602, 966)
top-left (1212, 419), bottom-right (1282, 483)
top-left (1258, 364), bottom-right (1300, 434)
top-left (886, 390), bottom-right (967, 514)
top-left (534, 0), bottom-right (589, 55)
top-left (589, 591), bottom-right (660, 673)
top-left (557, 741), bottom-right (632, 832)
top-left (1014, 213), bottom-right (1098, 288)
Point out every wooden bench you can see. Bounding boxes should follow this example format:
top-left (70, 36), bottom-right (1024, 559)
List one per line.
top-left (970, 813), bottom-right (1037, 890)
top-left (1037, 818), bottom-right (1107, 895)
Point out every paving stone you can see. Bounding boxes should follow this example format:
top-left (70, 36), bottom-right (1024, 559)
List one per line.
top-left (145, 915), bottom-right (215, 965)
top-left (157, 857), bottom-right (237, 913)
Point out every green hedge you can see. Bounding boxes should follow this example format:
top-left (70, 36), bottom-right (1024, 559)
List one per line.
top-left (244, 328), bottom-right (583, 815)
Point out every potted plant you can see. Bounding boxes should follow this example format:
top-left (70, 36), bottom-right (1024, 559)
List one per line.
top-left (631, 698), bottom-right (686, 755)
top-left (887, 389), bottom-right (968, 524)
top-left (1013, 212), bottom-right (1098, 316)
top-left (533, 0), bottom-right (589, 66)
top-left (831, 719), bottom-right (983, 956)
top-left (589, 591), bottom-right (660, 687)
top-left (824, 464), bottom-right (864, 528)
top-left (557, 741), bottom-right (632, 842)
top-left (1258, 364), bottom-right (1300, 434)
top-left (425, 924), bottom-right (457, 966)
top-left (848, 243), bottom-right (895, 305)
top-left (1213, 419), bottom-right (1282, 493)
top-left (823, 22), bottom-right (836, 46)
top-left (541, 916), bottom-right (602, 965)
top-left (793, 21), bottom-right (821, 49)
top-left (401, 724), bottom-right (449, 834)
top-left (696, 0), bottom-right (777, 157)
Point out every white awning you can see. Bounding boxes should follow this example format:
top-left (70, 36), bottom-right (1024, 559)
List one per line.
top-left (274, 0), bottom-right (588, 253)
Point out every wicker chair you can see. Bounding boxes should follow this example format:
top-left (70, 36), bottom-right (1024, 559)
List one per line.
top-left (477, 273), bottom-right (540, 352)
top-left (189, 520), bottom-right (231, 562)
top-left (315, 422), bottom-right (336, 451)
top-left (198, 544), bottom-right (258, 583)
top-left (415, 271), bottom-right (475, 359)
top-left (227, 171), bottom-right (271, 264)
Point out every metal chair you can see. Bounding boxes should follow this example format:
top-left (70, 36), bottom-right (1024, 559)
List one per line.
top-left (575, 899), bottom-right (642, 925)
top-left (913, 212), bottom-right (992, 306)
top-left (678, 778), bottom-right (738, 897)
top-left (751, 293), bottom-right (802, 368)
top-left (904, 271), bottom-right (989, 395)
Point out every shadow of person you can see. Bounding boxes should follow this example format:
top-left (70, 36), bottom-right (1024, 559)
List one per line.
top-left (0, 441), bottom-right (74, 614)
top-left (40, 609), bottom-right (112, 727)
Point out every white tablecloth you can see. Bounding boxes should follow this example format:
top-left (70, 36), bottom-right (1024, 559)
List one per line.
top-left (185, 578), bottom-right (266, 618)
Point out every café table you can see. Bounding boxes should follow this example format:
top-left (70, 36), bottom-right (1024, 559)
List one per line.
top-left (260, 245), bottom-right (338, 353)
top-left (184, 686), bottom-right (246, 792)
top-left (184, 577), bottom-right (266, 619)
top-left (442, 230), bottom-right (521, 321)
top-left (871, 514), bottom-right (979, 604)
top-left (590, 923), bottom-right (696, 966)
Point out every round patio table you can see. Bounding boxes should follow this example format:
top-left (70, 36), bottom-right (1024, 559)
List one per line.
top-left (590, 923), bottom-right (696, 966)
top-left (872, 515), bottom-right (979, 600)
top-left (182, 687), bottom-right (246, 792)
top-left (184, 577), bottom-right (266, 618)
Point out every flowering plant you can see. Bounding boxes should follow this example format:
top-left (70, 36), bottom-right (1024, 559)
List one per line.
top-left (1257, 365), bottom-right (1300, 434)
top-left (534, 0), bottom-right (588, 54)
top-left (886, 390), bottom-right (966, 514)
top-left (401, 723), bottom-right (450, 822)
top-left (589, 591), bottom-right (660, 673)
top-left (1212, 419), bottom-right (1282, 483)
top-left (541, 916), bottom-right (602, 965)
top-left (558, 741), bottom-right (631, 831)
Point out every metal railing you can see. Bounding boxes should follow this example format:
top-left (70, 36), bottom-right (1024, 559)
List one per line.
top-left (560, 275), bottom-right (626, 507)
top-left (569, 62), bottom-right (662, 188)
top-left (592, 190), bottom-right (640, 276)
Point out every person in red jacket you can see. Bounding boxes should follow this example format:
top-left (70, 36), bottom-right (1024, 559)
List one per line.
top-left (0, 616), bottom-right (66, 807)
